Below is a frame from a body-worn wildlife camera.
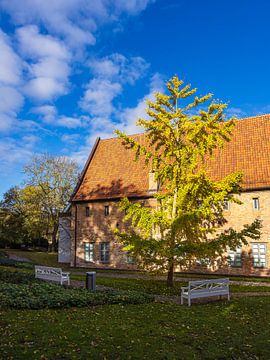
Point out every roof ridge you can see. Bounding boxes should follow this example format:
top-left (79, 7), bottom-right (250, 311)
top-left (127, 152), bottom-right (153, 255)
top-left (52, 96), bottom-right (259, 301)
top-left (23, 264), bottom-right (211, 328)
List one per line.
top-left (100, 114), bottom-right (270, 141)
top-left (239, 113), bottom-right (270, 120)
top-left (100, 132), bottom-right (145, 141)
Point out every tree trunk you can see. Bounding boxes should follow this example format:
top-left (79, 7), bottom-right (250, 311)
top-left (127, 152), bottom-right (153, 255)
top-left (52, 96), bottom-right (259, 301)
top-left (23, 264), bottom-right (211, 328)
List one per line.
top-left (167, 262), bottom-right (174, 287)
top-left (51, 222), bottom-right (58, 252)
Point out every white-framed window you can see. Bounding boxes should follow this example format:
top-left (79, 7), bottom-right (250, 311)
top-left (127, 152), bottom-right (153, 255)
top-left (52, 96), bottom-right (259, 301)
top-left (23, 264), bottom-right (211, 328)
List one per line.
top-left (84, 242), bottom-right (94, 262)
top-left (252, 243), bottom-right (266, 268)
top-left (253, 197), bottom-right (260, 210)
top-left (100, 242), bottom-right (110, 263)
top-left (228, 247), bottom-right (242, 267)
top-left (223, 199), bottom-right (230, 211)
top-left (196, 258), bottom-right (211, 267)
top-left (126, 254), bottom-right (135, 264)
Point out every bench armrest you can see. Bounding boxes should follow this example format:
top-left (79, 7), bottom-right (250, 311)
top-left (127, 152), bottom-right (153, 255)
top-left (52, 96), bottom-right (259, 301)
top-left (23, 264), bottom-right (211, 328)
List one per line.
top-left (62, 272), bottom-right (70, 276)
top-left (181, 286), bottom-right (188, 291)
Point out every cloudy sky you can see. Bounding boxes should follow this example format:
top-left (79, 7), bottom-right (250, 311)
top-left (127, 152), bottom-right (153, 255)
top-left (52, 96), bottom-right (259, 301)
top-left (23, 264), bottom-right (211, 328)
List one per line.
top-left (0, 0), bottom-right (270, 196)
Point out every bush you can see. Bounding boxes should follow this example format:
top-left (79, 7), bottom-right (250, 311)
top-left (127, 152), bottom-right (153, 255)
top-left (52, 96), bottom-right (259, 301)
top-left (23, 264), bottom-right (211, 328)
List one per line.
top-left (0, 282), bottom-right (154, 309)
top-left (0, 257), bottom-right (34, 270)
top-left (0, 269), bottom-right (154, 309)
top-left (0, 269), bottom-right (35, 284)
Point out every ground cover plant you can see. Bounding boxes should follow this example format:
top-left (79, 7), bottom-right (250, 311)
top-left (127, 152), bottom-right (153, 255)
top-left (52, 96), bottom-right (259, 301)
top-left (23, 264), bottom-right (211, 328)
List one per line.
top-left (0, 269), bottom-right (154, 310)
top-left (1, 297), bottom-right (270, 359)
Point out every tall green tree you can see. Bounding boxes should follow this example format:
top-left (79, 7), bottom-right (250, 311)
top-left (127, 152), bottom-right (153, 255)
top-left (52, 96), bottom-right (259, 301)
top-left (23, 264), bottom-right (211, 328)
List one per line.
top-left (115, 75), bottom-right (261, 287)
top-left (23, 154), bottom-right (79, 251)
top-left (0, 187), bottom-right (30, 247)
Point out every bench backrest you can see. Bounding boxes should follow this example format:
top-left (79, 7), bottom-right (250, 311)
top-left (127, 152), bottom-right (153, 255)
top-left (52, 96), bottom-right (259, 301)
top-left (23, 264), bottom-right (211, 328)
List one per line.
top-left (188, 278), bottom-right (229, 292)
top-left (35, 265), bottom-right (62, 279)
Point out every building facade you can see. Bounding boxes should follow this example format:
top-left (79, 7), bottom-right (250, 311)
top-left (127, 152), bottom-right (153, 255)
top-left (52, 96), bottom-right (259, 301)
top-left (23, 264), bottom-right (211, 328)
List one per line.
top-left (61, 115), bottom-right (270, 276)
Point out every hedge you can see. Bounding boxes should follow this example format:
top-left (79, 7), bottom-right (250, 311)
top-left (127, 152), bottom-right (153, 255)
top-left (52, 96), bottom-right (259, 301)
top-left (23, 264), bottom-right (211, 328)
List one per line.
top-left (0, 269), bottom-right (154, 309)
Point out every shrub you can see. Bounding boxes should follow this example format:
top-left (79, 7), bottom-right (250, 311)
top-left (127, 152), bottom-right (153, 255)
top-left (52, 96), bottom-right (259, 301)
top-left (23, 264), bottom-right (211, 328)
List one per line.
top-left (0, 257), bottom-right (34, 270)
top-left (0, 269), bottom-right (36, 284)
top-left (0, 268), bottom-right (154, 309)
top-left (0, 281), bottom-right (154, 309)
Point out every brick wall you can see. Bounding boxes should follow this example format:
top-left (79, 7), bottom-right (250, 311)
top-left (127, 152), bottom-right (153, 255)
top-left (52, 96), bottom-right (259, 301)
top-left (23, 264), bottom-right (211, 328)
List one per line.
top-left (70, 191), bottom-right (270, 276)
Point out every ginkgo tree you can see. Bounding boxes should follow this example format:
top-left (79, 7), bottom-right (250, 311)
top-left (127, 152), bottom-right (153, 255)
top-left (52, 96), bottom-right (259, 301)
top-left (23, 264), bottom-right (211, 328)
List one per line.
top-left (115, 75), bottom-right (261, 287)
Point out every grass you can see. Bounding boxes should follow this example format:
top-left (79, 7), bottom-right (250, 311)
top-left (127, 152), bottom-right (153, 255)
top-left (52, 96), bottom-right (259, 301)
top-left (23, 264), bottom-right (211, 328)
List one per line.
top-left (0, 254), bottom-right (270, 359)
top-left (1, 249), bottom-right (59, 267)
top-left (3, 248), bottom-right (270, 283)
top-left (0, 297), bottom-right (270, 359)
top-left (70, 274), bottom-right (270, 295)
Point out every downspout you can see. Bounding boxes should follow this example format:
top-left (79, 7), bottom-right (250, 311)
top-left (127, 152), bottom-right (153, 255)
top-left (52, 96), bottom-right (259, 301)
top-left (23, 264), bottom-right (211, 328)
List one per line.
top-left (74, 204), bottom-right (78, 267)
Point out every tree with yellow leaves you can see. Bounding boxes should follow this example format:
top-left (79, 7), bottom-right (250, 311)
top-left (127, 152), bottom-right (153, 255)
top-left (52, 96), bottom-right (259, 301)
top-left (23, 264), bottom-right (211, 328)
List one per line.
top-left (115, 75), bottom-right (261, 287)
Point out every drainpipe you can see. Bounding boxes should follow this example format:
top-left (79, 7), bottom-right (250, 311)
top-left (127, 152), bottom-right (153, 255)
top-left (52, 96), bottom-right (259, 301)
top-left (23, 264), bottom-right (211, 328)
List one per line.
top-left (74, 204), bottom-right (78, 267)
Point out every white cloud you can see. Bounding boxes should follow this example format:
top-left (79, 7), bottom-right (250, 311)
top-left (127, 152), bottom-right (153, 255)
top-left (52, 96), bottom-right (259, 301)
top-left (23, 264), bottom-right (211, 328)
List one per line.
top-left (72, 73), bottom-right (163, 165)
top-left (0, 115), bottom-right (15, 132)
top-left (113, 0), bottom-right (155, 15)
top-left (61, 133), bottom-right (80, 144)
top-left (117, 72), bottom-right (164, 134)
top-left (0, 137), bottom-right (35, 165)
top-left (0, 86), bottom-right (24, 115)
top-left (17, 25), bottom-right (70, 60)
top-left (0, 0), bottom-right (154, 48)
top-left (0, 30), bottom-right (22, 86)
top-left (0, 30), bottom-right (24, 133)
top-left (32, 105), bottom-right (57, 124)
top-left (80, 79), bottom-right (122, 116)
top-left (17, 25), bottom-right (71, 100)
top-left (24, 77), bottom-right (68, 101)
top-left (80, 53), bottom-right (149, 118)
top-left (22, 134), bottom-right (40, 149)
top-left (33, 105), bottom-right (85, 129)
top-left (57, 116), bottom-right (83, 129)
top-left (88, 53), bottom-right (149, 84)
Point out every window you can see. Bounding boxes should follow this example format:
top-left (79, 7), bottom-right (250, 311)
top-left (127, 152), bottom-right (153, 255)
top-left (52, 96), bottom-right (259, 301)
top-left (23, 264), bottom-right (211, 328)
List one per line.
top-left (228, 247), bottom-right (242, 267)
top-left (84, 242), bottom-right (94, 262)
top-left (253, 198), bottom-right (260, 210)
top-left (196, 258), bottom-right (211, 267)
top-left (100, 243), bottom-right (110, 263)
top-left (126, 254), bottom-right (135, 264)
top-left (85, 206), bottom-right (90, 217)
top-left (223, 199), bottom-right (230, 211)
top-left (252, 243), bottom-right (266, 268)
top-left (104, 205), bottom-right (109, 216)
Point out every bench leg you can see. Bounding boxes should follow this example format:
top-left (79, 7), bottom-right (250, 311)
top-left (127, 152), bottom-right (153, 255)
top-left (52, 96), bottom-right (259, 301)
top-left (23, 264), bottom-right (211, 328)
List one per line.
top-left (181, 295), bottom-right (183, 305)
top-left (227, 293), bottom-right (230, 301)
top-left (188, 297), bottom-right (191, 307)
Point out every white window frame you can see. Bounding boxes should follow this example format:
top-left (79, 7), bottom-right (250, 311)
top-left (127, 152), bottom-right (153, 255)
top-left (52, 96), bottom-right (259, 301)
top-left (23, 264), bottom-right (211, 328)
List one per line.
top-left (252, 243), bottom-right (266, 268)
top-left (126, 254), bottom-right (135, 264)
top-left (100, 242), bottom-right (110, 263)
top-left (228, 247), bottom-right (242, 267)
top-left (84, 242), bottom-right (95, 262)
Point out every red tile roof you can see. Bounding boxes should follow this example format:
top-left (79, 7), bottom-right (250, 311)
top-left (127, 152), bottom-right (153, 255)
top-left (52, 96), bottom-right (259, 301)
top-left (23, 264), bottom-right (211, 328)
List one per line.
top-left (72, 114), bottom-right (270, 202)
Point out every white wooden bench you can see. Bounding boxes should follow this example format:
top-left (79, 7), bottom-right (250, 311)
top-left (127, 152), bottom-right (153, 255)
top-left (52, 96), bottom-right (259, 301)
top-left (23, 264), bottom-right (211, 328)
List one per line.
top-left (181, 278), bottom-right (230, 306)
top-left (35, 265), bottom-right (70, 285)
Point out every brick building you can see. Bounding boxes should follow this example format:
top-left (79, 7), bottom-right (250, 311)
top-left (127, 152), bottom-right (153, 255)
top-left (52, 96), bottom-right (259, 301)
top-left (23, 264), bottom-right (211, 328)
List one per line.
top-left (60, 115), bottom-right (270, 276)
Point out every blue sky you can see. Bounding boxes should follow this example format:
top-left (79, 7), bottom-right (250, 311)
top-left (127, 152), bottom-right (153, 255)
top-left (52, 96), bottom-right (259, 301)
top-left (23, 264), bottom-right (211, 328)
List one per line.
top-left (0, 0), bottom-right (270, 197)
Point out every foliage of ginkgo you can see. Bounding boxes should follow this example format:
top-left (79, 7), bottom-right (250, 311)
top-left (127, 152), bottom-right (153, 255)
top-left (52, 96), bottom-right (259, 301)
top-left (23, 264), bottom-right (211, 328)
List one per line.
top-left (115, 75), bottom-right (261, 287)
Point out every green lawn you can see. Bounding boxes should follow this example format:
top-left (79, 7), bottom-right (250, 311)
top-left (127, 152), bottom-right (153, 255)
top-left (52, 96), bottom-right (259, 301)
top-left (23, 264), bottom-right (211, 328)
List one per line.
top-left (72, 274), bottom-right (270, 295)
top-left (1, 257), bottom-right (270, 359)
top-left (1, 297), bottom-right (270, 359)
